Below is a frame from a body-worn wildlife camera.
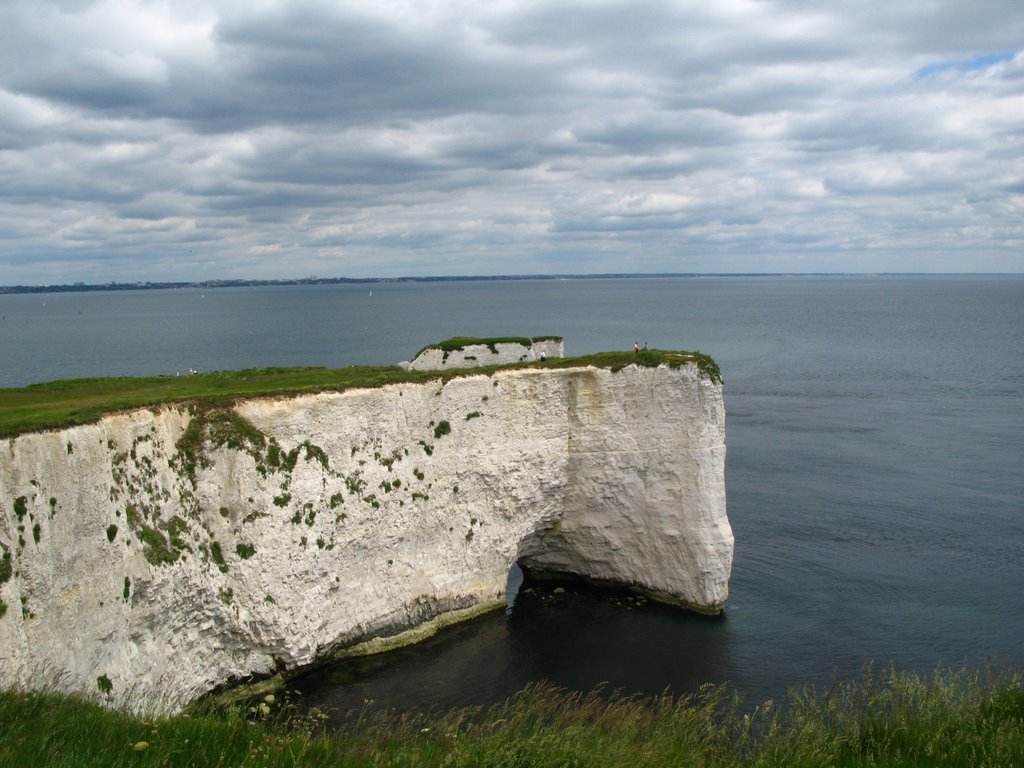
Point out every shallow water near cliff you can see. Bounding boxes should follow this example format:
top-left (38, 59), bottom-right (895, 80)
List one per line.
top-left (3, 274), bottom-right (1022, 714)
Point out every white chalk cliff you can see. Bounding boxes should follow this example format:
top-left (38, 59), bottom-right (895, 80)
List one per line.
top-left (0, 359), bottom-right (732, 713)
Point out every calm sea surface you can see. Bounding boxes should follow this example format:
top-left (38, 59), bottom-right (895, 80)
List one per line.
top-left (2, 275), bottom-right (1022, 716)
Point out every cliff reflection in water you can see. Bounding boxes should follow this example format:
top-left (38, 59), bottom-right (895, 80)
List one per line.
top-left (288, 569), bottom-right (733, 728)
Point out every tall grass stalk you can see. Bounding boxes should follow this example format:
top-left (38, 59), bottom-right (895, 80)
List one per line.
top-left (1, 666), bottom-right (1021, 767)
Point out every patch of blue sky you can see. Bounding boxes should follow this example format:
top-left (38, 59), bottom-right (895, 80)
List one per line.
top-left (916, 52), bottom-right (1014, 78)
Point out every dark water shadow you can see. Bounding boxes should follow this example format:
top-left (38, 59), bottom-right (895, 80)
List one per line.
top-left (285, 568), bottom-right (734, 730)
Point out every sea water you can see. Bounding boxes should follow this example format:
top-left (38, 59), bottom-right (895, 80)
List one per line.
top-left (2, 275), bottom-right (1021, 713)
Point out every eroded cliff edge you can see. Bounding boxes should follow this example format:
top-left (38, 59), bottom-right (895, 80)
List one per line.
top-left (0, 360), bottom-right (732, 713)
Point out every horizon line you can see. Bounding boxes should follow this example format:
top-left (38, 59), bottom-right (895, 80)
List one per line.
top-left (2, 271), bottom-right (1021, 294)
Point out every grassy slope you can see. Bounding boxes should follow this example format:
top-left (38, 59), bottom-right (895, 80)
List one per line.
top-left (0, 667), bottom-right (1021, 767)
top-left (0, 350), bottom-right (720, 438)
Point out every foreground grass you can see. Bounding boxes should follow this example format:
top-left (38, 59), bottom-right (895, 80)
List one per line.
top-left (1, 667), bottom-right (1021, 767)
top-left (0, 350), bottom-right (720, 438)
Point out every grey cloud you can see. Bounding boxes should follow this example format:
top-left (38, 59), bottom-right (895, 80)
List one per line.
top-left (615, 158), bottom-right (707, 181)
top-left (573, 110), bottom-right (742, 152)
top-left (787, 108), bottom-right (945, 154)
top-left (0, 0), bottom-right (1021, 282)
top-left (767, 0), bottom-right (1024, 55)
top-left (203, 6), bottom-right (571, 130)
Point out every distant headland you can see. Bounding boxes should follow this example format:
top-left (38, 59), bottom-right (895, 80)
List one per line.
top-left (0, 272), bottom-right (865, 295)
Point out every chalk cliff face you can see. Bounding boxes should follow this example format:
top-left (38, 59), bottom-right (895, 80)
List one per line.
top-left (0, 362), bottom-right (731, 713)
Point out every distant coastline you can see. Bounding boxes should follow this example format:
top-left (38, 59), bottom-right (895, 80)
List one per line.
top-left (0, 272), bottom-right (1014, 295)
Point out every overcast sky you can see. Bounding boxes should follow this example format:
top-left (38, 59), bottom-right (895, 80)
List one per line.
top-left (1, 0), bottom-right (1022, 284)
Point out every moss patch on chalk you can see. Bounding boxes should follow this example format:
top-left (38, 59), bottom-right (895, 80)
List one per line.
top-left (0, 548), bottom-right (11, 584)
top-left (175, 406), bottom-right (268, 486)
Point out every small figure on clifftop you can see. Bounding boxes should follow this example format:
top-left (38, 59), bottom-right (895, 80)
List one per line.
top-left (634, 341), bottom-right (639, 353)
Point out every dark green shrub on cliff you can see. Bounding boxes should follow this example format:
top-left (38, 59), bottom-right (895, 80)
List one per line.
top-left (175, 408), bottom-right (268, 487)
top-left (137, 525), bottom-right (178, 566)
top-left (164, 517), bottom-right (189, 552)
top-left (209, 541), bottom-right (228, 573)
top-left (266, 441), bottom-right (283, 469)
top-left (95, 675), bottom-right (112, 695)
top-left (301, 441), bottom-right (329, 470)
top-left (236, 543), bottom-right (256, 560)
top-left (0, 549), bottom-right (11, 584)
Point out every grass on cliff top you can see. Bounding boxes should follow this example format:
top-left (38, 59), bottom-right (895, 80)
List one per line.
top-left (1, 666), bottom-right (1022, 768)
top-left (0, 350), bottom-right (719, 438)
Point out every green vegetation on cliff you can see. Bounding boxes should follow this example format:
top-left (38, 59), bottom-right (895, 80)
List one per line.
top-left (0, 666), bottom-right (1021, 767)
top-left (0, 350), bottom-right (720, 438)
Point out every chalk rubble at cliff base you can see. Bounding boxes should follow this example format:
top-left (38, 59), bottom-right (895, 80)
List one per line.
top-left (0, 356), bottom-right (732, 713)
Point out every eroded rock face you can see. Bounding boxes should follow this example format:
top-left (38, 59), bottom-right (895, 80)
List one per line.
top-left (0, 363), bottom-right (731, 713)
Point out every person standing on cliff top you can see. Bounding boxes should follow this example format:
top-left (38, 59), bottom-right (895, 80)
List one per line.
top-left (634, 341), bottom-right (639, 352)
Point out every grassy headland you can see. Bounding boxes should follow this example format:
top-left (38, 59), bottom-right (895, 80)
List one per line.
top-left (0, 666), bottom-right (1021, 767)
top-left (0, 350), bottom-right (720, 438)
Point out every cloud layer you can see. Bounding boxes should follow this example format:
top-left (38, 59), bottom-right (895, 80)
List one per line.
top-left (1, 0), bottom-right (1022, 282)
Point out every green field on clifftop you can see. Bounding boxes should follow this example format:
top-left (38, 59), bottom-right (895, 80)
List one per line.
top-left (0, 350), bottom-right (720, 437)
